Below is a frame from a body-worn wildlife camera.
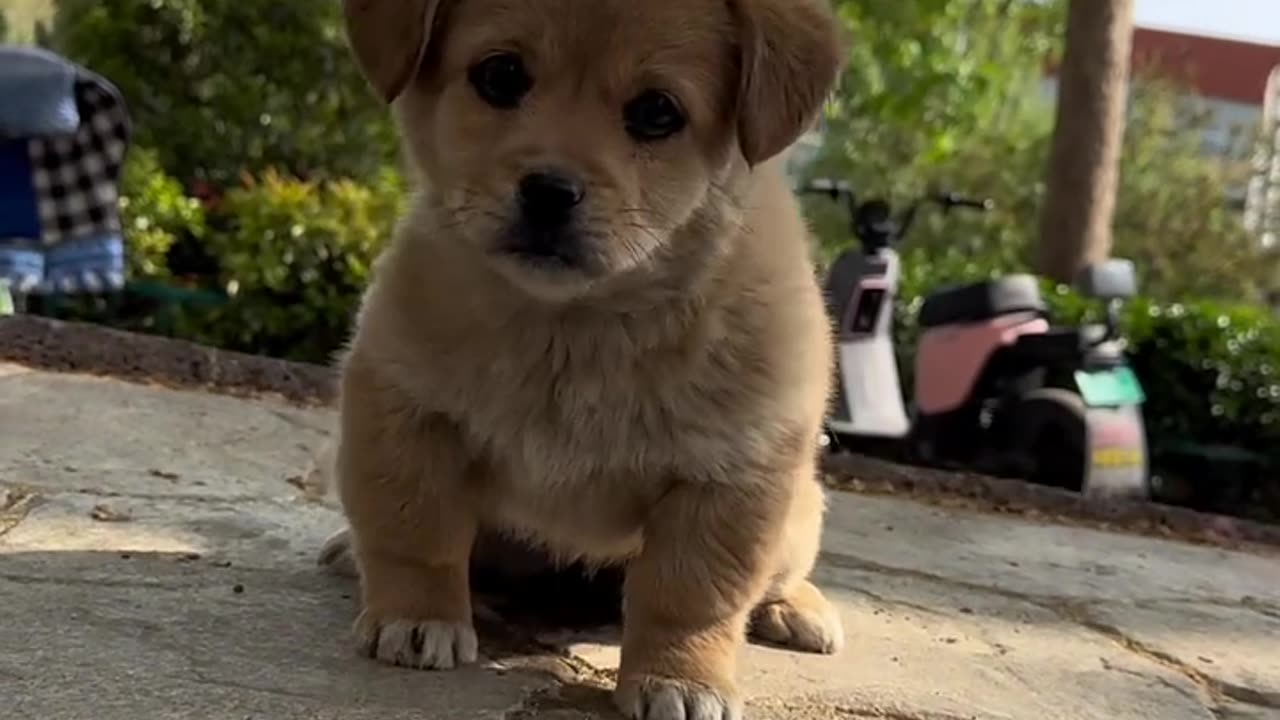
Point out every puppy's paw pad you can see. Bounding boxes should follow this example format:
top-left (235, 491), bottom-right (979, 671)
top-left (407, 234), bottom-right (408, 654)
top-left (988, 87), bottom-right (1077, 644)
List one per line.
top-left (751, 596), bottom-right (844, 655)
top-left (354, 614), bottom-right (478, 670)
top-left (615, 676), bottom-right (741, 720)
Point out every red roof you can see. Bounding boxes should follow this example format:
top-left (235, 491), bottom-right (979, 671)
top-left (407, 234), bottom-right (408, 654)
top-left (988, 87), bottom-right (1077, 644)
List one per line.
top-left (1129, 27), bottom-right (1280, 105)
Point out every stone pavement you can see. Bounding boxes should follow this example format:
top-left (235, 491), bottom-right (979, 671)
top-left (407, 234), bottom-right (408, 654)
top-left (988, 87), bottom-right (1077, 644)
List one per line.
top-left (2, 362), bottom-right (1279, 720)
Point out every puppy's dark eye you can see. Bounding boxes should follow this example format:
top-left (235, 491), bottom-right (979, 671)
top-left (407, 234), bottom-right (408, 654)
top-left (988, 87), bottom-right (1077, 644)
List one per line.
top-left (468, 53), bottom-right (532, 109)
top-left (624, 90), bottom-right (686, 141)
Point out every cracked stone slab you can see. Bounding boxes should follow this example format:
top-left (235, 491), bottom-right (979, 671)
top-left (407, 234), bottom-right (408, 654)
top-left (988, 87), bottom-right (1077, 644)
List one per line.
top-left (1217, 705), bottom-right (1280, 720)
top-left (0, 370), bottom-right (333, 503)
top-left (0, 552), bottom-right (553, 720)
top-left (558, 565), bottom-right (1217, 720)
top-left (1086, 600), bottom-right (1280, 709)
top-left (821, 496), bottom-right (1280, 607)
top-left (0, 490), bottom-right (343, 569)
top-left (3, 366), bottom-right (1279, 720)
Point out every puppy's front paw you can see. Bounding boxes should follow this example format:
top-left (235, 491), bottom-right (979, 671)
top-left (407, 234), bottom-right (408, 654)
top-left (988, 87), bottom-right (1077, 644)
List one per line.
top-left (750, 580), bottom-right (844, 654)
top-left (354, 612), bottom-right (478, 670)
top-left (615, 676), bottom-right (742, 720)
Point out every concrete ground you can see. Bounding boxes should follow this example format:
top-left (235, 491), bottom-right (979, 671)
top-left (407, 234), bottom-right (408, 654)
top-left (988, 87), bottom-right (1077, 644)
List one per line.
top-left (2, 362), bottom-right (1279, 720)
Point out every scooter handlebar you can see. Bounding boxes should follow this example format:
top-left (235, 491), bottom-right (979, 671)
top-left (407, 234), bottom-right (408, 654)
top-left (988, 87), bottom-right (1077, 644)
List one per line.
top-left (933, 192), bottom-right (995, 212)
top-left (798, 180), bottom-right (993, 247)
top-left (800, 178), bottom-right (855, 198)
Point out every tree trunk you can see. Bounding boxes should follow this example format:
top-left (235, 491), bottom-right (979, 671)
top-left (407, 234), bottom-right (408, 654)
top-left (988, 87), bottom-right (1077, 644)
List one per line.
top-left (1037, 0), bottom-right (1135, 282)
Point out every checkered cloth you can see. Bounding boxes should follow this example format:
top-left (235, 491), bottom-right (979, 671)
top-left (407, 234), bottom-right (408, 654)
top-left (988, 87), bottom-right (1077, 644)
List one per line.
top-left (0, 53), bottom-right (131, 296)
top-left (31, 79), bottom-right (130, 250)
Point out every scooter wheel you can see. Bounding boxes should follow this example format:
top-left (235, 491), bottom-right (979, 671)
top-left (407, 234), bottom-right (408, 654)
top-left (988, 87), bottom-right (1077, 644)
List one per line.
top-left (1000, 388), bottom-right (1088, 492)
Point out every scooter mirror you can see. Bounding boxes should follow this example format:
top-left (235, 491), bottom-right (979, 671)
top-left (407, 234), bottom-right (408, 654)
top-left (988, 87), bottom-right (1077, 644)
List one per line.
top-left (1075, 258), bottom-right (1138, 301)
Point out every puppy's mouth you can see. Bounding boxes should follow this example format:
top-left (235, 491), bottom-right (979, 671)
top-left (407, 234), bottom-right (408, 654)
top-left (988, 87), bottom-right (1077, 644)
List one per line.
top-left (495, 222), bottom-right (594, 274)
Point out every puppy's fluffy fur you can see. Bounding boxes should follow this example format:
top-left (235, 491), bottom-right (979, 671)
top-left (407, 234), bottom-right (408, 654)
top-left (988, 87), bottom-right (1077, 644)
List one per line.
top-left (329, 1), bottom-right (844, 717)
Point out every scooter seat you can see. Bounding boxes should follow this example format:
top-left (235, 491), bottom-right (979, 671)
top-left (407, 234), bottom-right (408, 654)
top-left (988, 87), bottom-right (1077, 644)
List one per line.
top-left (919, 274), bottom-right (1046, 328)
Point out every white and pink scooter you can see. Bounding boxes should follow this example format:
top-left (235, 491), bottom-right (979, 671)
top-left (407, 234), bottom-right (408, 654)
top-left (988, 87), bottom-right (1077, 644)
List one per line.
top-left (804, 179), bottom-right (1150, 500)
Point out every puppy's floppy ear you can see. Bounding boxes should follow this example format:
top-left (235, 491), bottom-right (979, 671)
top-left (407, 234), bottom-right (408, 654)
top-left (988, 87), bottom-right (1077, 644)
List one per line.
top-left (729, 0), bottom-right (844, 166)
top-left (342, 0), bottom-right (445, 103)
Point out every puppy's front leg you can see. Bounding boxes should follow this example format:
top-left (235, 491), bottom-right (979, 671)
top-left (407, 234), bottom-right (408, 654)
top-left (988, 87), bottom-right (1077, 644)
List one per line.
top-left (616, 482), bottom-right (787, 720)
top-left (337, 367), bottom-right (479, 671)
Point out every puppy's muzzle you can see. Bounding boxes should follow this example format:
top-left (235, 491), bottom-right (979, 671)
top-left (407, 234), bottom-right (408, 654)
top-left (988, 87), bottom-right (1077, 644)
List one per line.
top-left (501, 170), bottom-right (589, 269)
top-left (520, 170), bottom-right (584, 228)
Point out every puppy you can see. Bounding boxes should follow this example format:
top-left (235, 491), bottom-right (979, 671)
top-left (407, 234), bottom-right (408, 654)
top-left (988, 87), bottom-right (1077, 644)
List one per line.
top-left (330, 0), bottom-right (845, 718)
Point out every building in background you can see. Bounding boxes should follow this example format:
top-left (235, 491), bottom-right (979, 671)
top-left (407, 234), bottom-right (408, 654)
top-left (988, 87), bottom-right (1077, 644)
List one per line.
top-left (1131, 28), bottom-right (1280, 155)
top-left (1044, 26), bottom-right (1280, 226)
top-left (1246, 67), bottom-right (1279, 249)
top-left (1044, 27), bottom-right (1280, 155)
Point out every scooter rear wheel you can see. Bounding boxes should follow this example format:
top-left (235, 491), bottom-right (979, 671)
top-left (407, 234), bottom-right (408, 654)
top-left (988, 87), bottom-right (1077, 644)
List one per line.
top-left (1001, 388), bottom-right (1088, 492)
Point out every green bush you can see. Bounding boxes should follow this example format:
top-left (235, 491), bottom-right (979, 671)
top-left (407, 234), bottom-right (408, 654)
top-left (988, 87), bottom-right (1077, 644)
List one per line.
top-left (44, 0), bottom-right (398, 187)
top-left (119, 147), bottom-right (207, 281)
top-left (165, 168), bottom-right (406, 362)
top-left (1117, 299), bottom-right (1280, 453)
top-left (41, 157), bottom-right (404, 363)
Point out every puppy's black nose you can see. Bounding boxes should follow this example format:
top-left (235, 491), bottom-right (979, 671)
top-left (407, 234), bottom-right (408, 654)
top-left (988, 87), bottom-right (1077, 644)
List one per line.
top-left (518, 170), bottom-right (585, 228)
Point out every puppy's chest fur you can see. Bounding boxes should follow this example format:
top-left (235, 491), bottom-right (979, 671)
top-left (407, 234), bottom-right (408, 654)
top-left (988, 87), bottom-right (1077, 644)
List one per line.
top-left (423, 299), bottom-right (781, 479)
top-left (359, 275), bottom-right (805, 556)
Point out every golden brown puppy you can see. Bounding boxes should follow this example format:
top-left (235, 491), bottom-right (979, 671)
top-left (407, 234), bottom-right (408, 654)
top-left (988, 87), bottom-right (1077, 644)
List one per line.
top-left (329, 0), bottom-right (845, 717)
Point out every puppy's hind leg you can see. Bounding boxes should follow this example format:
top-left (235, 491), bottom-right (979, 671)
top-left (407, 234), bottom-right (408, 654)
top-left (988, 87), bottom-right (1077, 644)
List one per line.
top-left (749, 472), bottom-right (844, 655)
top-left (318, 527), bottom-right (359, 578)
top-left (750, 579), bottom-right (843, 655)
